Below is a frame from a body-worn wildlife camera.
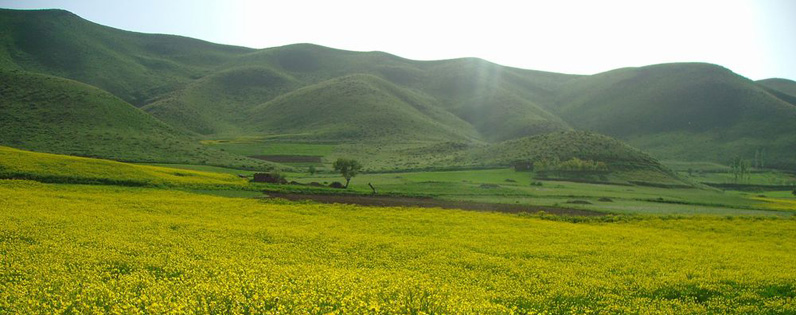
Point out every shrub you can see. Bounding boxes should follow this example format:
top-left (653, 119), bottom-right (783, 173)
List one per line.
top-left (252, 173), bottom-right (287, 184)
top-left (329, 181), bottom-right (345, 189)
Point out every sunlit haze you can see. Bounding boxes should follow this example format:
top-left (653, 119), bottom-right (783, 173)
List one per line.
top-left (1, 0), bottom-right (794, 80)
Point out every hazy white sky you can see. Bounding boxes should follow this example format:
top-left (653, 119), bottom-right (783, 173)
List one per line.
top-left (2, 0), bottom-right (794, 80)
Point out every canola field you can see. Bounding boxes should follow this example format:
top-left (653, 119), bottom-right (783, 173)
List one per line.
top-left (1, 179), bottom-right (795, 314)
top-left (0, 146), bottom-right (246, 188)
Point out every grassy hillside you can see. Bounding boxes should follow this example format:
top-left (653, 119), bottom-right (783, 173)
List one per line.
top-left (3, 9), bottom-right (795, 171)
top-left (757, 78), bottom-right (796, 106)
top-left (447, 131), bottom-right (685, 185)
top-left (758, 78), bottom-right (796, 96)
top-left (550, 63), bottom-right (796, 168)
top-left (145, 44), bottom-right (574, 141)
top-left (0, 70), bottom-right (275, 169)
top-left (142, 66), bottom-right (303, 135)
top-left (468, 131), bottom-right (664, 169)
top-left (0, 146), bottom-right (246, 187)
top-left (247, 74), bottom-right (482, 142)
top-left (413, 58), bottom-right (573, 141)
top-left (0, 8), bottom-right (252, 105)
top-left (237, 46), bottom-right (576, 141)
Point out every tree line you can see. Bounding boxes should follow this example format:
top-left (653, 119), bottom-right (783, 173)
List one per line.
top-left (513, 157), bottom-right (608, 173)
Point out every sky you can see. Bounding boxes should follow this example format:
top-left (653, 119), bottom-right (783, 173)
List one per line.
top-left (1, 0), bottom-right (794, 80)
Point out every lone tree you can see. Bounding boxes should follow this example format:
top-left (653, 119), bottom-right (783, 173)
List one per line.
top-left (333, 158), bottom-right (362, 188)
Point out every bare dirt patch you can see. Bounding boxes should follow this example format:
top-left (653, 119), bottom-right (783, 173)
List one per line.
top-left (264, 192), bottom-right (606, 216)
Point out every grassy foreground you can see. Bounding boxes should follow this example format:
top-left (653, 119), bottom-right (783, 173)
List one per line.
top-left (1, 180), bottom-right (795, 313)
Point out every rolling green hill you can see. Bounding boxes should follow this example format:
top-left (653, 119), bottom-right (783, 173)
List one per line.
top-left (0, 9), bottom-right (576, 143)
top-left (143, 44), bottom-right (574, 141)
top-left (0, 8), bottom-right (252, 105)
top-left (757, 78), bottom-right (796, 106)
top-left (445, 131), bottom-right (685, 186)
top-left (2, 8), bottom-right (795, 171)
top-left (549, 63), bottom-right (796, 168)
top-left (758, 78), bottom-right (796, 96)
top-left (469, 131), bottom-right (664, 170)
top-left (412, 58), bottom-right (573, 141)
top-left (142, 66), bottom-right (302, 135)
top-left (246, 74), bottom-right (481, 142)
top-left (0, 70), bottom-right (275, 169)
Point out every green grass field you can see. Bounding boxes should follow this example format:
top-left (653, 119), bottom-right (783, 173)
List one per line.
top-left (194, 131), bottom-right (688, 189)
top-left (683, 170), bottom-right (796, 186)
top-left (200, 139), bottom-right (335, 160)
top-left (4, 146), bottom-right (793, 217)
top-left (283, 168), bottom-right (794, 216)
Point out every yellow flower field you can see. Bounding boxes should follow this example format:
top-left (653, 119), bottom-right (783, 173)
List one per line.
top-left (1, 180), bottom-right (795, 314)
top-left (754, 196), bottom-right (796, 211)
top-left (0, 146), bottom-right (246, 188)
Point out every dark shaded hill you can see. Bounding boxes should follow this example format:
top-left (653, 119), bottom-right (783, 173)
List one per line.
top-left (445, 131), bottom-right (686, 185)
top-left (758, 78), bottom-right (796, 96)
top-left (0, 70), bottom-right (275, 169)
top-left (548, 63), bottom-right (796, 168)
top-left (757, 78), bottom-right (796, 106)
top-left (0, 8), bottom-right (252, 105)
top-left (471, 132), bottom-right (663, 170)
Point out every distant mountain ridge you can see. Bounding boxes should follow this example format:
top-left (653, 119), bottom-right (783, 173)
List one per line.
top-left (1, 8), bottom-right (794, 169)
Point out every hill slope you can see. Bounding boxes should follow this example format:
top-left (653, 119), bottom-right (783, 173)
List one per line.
top-left (246, 74), bottom-right (482, 142)
top-left (549, 63), bottom-right (796, 168)
top-left (2, 9), bottom-right (795, 170)
top-left (142, 66), bottom-right (302, 135)
top-left (0, 70), bottom-right (275, 169)
top-left (0, 10), bottom-right (577, 143)
top-left (448, 131), bottom-right (685, 186)
top-left (0, 8), bottom-right (251, 105)
top-left (144, 44), bottom-right (574, 141)
top-left (757, 78), bottom-right (796, 106)
top-left (412, 58), bottom-right (573, 141)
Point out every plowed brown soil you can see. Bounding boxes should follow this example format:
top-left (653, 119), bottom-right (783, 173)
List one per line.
top-left (264, 192), bottom-right (606, 216)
